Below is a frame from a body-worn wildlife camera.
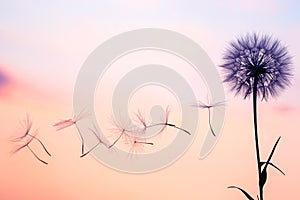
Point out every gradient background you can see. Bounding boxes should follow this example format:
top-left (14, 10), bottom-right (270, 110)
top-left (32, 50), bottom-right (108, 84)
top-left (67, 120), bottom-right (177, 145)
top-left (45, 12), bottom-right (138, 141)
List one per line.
top-left (0, 1), bottom-right (299, 199)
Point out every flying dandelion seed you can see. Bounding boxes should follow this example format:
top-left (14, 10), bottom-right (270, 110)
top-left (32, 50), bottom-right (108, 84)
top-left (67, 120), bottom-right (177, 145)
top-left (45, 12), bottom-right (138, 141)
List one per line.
top-left (80, 125), bottom-right (108, 158)
top-left (145, 106), bottom-right (191, 135)
top-left (134, 109), bottom-right (148, 132)
top-left (108, 128), bottom-right (129, 149)
top-left (53, 109), bottom-right (89, 130)
top-left (11, 115), bottom-right (51, 165)
top-left (128, 138), bottom-right (154, 158)
top-left (192, 100), bottom-right (225, 136)
top-left (220, 33), bottom-right (292, 200)
top-left (54, 109), bottom-right (89, 154)
top-left (11, 136), bottom-right (48, 165)
top-left (107, 115), bottom-right (134, 149)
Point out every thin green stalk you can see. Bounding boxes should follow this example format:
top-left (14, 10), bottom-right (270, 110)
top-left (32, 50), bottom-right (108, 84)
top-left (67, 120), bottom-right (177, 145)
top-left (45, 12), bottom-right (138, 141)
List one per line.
top-left (253, 76), bottom-right (263, 200)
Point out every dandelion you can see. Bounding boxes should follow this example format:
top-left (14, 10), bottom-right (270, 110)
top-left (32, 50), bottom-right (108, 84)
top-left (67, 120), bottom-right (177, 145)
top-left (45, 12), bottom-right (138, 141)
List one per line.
top-left (11, 115), bottom-right (51, 165)
top-left (221, 33), bottom-right (292, 200)
top-left (221, 33), bottom-right (292, 100)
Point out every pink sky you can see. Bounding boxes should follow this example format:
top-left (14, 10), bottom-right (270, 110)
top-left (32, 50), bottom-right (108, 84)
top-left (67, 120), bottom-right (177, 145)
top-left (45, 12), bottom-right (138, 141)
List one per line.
top-left (0, 1), bottom-right (299, 199)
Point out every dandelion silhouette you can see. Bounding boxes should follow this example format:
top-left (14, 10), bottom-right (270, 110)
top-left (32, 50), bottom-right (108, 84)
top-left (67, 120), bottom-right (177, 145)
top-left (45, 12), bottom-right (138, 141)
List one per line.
top-left (11, 115), bottom-right (51, 165)
top-left (221, 33), bottom-right (292, 200)
top-left (192, 100), bottom-right (225, 136)
top-left (53, 109), bottom-right (89, 154)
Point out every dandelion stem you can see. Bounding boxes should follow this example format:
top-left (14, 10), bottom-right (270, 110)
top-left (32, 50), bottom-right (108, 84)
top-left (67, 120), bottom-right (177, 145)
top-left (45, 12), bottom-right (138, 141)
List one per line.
top-left (253, 76), bottom-right (263, 200)
top-left (80, 143), bottom-right (100, 158)
top-left (28, 134), bottom-right (51, 156)
top-left (207, 108), bottom-right (216, 136)
top-left (74, 124), bottom-right (85, 154)
top-left (27, 145), bottom-right (48, 165)
top-left (134, 141), bottom-right (154, 145)
top-left (109, 129), bottom-right (125, 148)
top-left (146, 123), bottom-right (191, 135)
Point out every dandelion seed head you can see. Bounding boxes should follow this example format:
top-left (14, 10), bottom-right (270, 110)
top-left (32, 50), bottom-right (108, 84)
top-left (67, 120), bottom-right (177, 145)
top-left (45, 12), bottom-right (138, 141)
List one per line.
top-left (220, 33), bottom-right (293, 100)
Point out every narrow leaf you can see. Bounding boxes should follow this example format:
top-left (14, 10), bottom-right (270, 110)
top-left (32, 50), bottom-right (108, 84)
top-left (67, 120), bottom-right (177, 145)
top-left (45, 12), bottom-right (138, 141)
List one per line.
top-left (263, 136), bottom-right (281, 172)
top-left (260, 136), bottom-right (281, 188)
top-left (260, 162), bottom-right (285, 175)
top-left (228, 186), bottom-right (254, 200)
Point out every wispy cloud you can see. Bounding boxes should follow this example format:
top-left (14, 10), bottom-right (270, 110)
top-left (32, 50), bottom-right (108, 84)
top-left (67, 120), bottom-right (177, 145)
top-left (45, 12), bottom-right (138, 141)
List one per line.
top-left (272, 104), bottom-right (299, 114)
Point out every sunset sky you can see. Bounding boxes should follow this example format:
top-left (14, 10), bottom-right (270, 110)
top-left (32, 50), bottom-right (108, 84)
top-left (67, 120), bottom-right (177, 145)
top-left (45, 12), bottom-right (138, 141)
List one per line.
top-left (0, 1), bottom-right (299, 199)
